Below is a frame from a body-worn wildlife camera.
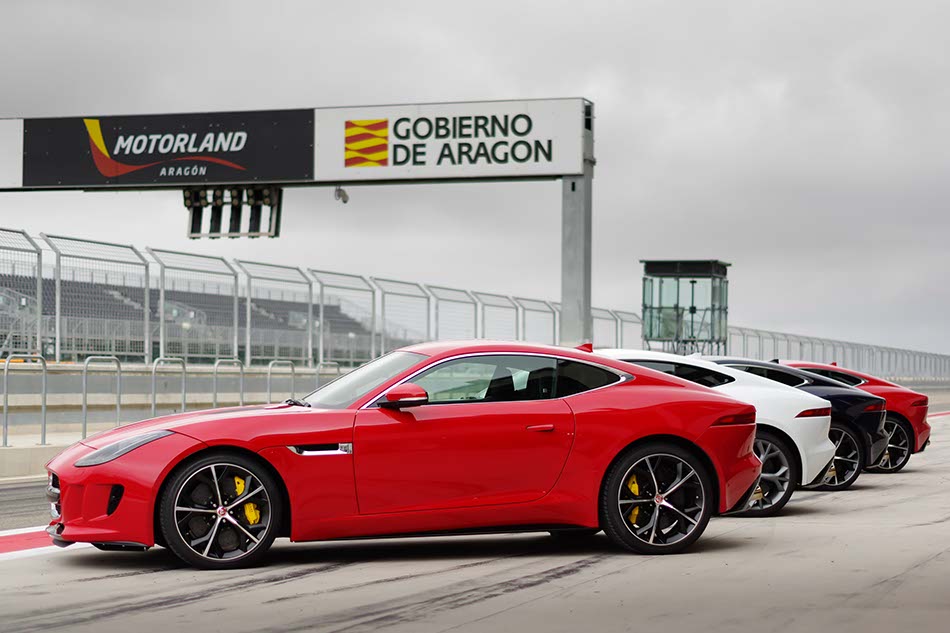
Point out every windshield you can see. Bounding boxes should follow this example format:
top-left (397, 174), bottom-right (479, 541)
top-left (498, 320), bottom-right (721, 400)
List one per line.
top-left (303, 351), bottom-right (426, 409)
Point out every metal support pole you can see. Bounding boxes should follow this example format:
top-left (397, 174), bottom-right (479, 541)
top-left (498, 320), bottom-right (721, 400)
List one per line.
top-left (315, 361), bottom-right (341, 388)
top-left (319, 283), bottom-right (326, 365)
top-left (559, 103), bottom-right (595, 346)
top-left (2, 355), bottom-right (48, 447)
top-left (143, 261), bottom-right (151, 364)
top-left (245, 274), bottom-right (252, 367)
top-left (158, 264), bottom-right (166, 358)
top-left (81, 355), bottom-right (121, 439)
top-left (54, 252), bottom-right (62, 362)
top-left (304, 269), bottom-right (314, 368)
top-left (366, 279), bottom-right (377, 359)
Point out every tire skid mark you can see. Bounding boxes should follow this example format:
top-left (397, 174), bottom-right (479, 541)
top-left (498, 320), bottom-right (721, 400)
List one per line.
top-left (263, 554), bottom-right (608, 633)
top-left (5, 561), bottom-right (351, 633)
top-left (262, 541), bottom-right (561, 605)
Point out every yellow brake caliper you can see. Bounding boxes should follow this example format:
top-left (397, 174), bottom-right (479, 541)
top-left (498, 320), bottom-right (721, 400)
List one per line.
top-left (626, 475), bottom-right (640, 524)
top-left (233, 476), bottom-right (261, 525)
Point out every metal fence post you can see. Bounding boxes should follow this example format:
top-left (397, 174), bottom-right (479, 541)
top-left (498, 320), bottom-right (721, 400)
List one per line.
top-left (267, 360), bottom-right (296, 402)
top-left (2, 355), bottom-right (47, 447)
top-left (81, 355), bottom-right (121, 438)
top-left (151, 357), bottom-right (186, 418)
top-left (212, 358), bottom-right (245, 408)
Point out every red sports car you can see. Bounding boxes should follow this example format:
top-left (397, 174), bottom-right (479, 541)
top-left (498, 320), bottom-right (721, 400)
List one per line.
top-left (782, 361), bottom-right (930, 472)
top-left (46, 341), bottom-right (761, 569)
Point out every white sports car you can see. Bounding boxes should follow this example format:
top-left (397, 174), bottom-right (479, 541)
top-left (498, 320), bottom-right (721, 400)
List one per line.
top-left (597, 349), bottom-right (836, 516)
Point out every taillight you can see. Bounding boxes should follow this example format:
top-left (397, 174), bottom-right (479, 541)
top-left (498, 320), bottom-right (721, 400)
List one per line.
top-left (864, 401), bottom-right (885, 412)
top-left (912, 397), bottom-right (929, 407)
top-left (714, 412), bottom-right (756, 426)
top-left (796, 407), bottom-right (831, 418)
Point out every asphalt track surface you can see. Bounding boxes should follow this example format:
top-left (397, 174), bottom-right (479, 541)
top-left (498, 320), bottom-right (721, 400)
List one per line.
top-left (1, 396), bottom-right (948, 633)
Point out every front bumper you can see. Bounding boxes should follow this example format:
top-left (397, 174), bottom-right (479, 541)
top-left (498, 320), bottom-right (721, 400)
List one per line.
top-left (45, 432), bottom-right (205, 548)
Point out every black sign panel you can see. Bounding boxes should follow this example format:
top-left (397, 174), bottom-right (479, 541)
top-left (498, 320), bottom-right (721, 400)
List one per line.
top-left (23, 109), bottom-right (313, 187)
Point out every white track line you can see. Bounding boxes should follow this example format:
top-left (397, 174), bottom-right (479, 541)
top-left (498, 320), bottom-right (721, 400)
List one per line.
top-left (0, 526), bottom-right (49, 538)
top-left (0, 543), bottom-right (92, 562)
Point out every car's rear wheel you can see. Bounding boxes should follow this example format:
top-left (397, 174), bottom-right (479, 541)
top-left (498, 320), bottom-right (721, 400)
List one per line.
top-left (816, 422), bottom-right (865, 491)
top-left (160, 452), bottom-right (282, 569)
top-left (865, 415), bottom-right (913, 473)
top-left (600, 443), bottom-right (713, 555)
top-left (739, 429), bottom-right (798, 517)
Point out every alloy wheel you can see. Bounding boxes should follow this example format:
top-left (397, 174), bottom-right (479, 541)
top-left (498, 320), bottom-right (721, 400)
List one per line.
top-left (749, 438), bottom-right (791, 511)
top-left (173, 462), bottom-right (273, 562)
top-left (874, 419), bottom-right (911, 472)
top-left (617, 453), bottom-right (706, 547)
top-left (823, 427), bottom-right (861, 487)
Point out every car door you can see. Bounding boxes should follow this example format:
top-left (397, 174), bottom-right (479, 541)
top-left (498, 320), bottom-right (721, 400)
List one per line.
top-left (353, 354), bottom-right (575, 515)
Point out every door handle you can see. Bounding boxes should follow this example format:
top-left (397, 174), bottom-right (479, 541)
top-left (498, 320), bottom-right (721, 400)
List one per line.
top-left (526, 424), bottom-right (555, 432)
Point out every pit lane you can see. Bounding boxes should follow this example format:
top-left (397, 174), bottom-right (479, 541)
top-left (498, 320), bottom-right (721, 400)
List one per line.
top-left (1, 394), bottom-right (948, 633)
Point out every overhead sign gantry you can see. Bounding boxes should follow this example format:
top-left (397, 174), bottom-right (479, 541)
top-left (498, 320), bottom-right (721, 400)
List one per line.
top-left (0, 98), bottom-right (596, 344)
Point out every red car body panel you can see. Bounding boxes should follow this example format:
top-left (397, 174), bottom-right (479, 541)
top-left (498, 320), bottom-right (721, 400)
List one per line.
top-left (47, 341), bottom-right (761, 548)
top-left (784, 361), bottom-right (931, 452)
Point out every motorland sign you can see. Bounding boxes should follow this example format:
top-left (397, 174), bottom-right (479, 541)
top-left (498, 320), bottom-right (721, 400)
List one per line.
top-left (21, 109), bottom-right (314, 187)
top-left (0, 99), bottom-right (588, 190)
top-left (314, 98), bottom-right (586, 182)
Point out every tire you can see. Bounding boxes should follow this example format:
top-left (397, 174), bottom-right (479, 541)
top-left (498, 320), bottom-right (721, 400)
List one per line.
top-left (549, 528), bottom-right (601, 542)
top-left (738, 429), bottom-right (799, 517)
top-left (159, 452), bottom-right (282, 569)
top-left (600, 442), bottom-right (713, 555)
top-left (865, 415), bottom-right (913, 474)
top-left (815, 422), bottom-right (865, 491)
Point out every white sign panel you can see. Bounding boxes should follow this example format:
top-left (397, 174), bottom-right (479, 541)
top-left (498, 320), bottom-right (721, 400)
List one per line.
top-left (314, 98), bottom-right (585, 182)
top-left (0, 120), bottom-right (23, 189)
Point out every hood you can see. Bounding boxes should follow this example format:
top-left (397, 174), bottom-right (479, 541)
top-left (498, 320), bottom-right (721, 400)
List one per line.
top-left (80, 403), bottom-right (331, 449)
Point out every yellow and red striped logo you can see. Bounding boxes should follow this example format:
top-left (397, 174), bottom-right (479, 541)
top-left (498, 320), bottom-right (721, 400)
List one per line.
top-left (344, 119), bottom-right (388, 167)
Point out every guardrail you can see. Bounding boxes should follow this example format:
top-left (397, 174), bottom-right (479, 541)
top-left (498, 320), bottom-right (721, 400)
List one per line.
top-left (212, 358), bottom-right (245, 408)
top-left (81, 355), bottom-right (121, 439)
top-left (267, 360), bottom-right (296, 403)
top-left (2, 355), bottom-right (48, 447)
top-left (151, 357), bottom-right (186, 418)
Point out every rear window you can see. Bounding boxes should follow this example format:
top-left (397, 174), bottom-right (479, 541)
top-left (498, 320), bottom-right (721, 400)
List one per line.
top-left (630, 360), bottom-right (734, 388)
top-left (555, 360), bottom-right (621, 397)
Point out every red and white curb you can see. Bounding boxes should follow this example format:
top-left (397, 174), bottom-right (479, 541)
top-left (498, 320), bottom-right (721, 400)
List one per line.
top-left (0, 526), bottom-right (90, 561)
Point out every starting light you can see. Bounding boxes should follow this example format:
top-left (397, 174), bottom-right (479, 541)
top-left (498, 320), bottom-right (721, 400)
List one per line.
top-left (796, 407), bottom-right (832, 418)
top-left (184, 185), bottom-right (282, 239)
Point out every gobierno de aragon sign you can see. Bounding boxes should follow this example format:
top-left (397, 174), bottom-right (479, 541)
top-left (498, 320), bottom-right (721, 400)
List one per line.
top-left (0, 98), bottom-right (588, 190)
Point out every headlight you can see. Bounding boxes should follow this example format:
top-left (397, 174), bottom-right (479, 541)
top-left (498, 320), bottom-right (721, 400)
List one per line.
top-left (74, 430), bottom-right (174, 467)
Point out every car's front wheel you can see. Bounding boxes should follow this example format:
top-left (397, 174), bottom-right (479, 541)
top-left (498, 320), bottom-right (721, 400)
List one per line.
top-left (160, 452), bottom-right (282, 569)
top-left (600, 443), bottom-right (713, 555)
top-left (865, 415), bottom-right (913, 473)
top-left (816, 422), bottom-right (865, 491)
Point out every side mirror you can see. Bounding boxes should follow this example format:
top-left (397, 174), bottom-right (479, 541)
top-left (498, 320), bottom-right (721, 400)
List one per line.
top-left (379, 383), bottom-right (429, 409)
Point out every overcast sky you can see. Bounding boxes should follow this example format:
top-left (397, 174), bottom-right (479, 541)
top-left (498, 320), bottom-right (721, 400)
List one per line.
top-left (1, 1), bottom-right (948, 353)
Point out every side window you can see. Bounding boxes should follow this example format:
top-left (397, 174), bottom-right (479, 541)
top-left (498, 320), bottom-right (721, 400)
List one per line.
top-left (412, 355), bottom-right (557, 404)
top-left (764, 368), bottom-right (807, 387)
top-left (828, 370), bottom-right (864, 387)
top-left (629, 360), bottom-right (733, 388)
top-left (556, 360), bottom-right (621, 397)
top-left (728, 364), bottom-right (804, 387)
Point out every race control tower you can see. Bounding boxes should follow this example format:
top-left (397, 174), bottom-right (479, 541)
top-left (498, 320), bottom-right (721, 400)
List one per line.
top-left (640, 260), bottom-right (730, 355)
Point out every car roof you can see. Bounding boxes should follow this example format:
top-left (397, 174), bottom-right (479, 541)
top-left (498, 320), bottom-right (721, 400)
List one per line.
top-left (705, 356), bottom-right (858, 388)
top-left (399, 340), bottom-right (641, 374)
top-left (781, 361), bottom-right (906, 389)
top-left (597, 348), bottom-right (816, 394)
